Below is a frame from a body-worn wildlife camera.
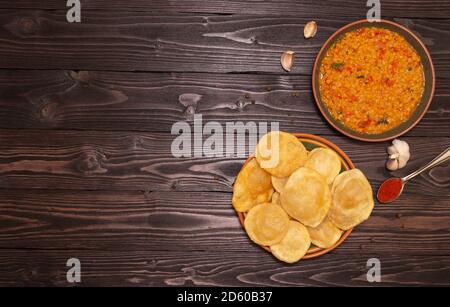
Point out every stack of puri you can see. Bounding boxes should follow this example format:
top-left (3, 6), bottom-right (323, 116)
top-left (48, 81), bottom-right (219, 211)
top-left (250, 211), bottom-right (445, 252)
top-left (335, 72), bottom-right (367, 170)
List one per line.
top-left (232, 131), bottom-right (374, 263)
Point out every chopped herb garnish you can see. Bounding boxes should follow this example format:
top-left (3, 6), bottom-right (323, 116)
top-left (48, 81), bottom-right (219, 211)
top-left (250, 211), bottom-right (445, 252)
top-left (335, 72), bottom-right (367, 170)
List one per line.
top-left (377, 117), bottom-right (389, 125)
top-left (331, 62), bottom-right (344, 70)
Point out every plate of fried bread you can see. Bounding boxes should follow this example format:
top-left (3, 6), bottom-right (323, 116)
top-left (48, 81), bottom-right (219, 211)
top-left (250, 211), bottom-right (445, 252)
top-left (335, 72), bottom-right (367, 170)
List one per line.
top-left (232, 131), bottom-right (374, 263)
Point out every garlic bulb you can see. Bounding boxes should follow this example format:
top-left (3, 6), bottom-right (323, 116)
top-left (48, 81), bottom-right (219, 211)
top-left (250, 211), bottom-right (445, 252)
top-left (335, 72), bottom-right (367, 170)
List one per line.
top-left (386, 139), bottom-right (410, 171)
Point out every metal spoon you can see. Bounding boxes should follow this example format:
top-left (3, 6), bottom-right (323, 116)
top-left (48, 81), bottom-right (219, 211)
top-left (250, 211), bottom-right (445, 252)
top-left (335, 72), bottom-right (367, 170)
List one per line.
top-left (377, 146), bottom-right (450, 203)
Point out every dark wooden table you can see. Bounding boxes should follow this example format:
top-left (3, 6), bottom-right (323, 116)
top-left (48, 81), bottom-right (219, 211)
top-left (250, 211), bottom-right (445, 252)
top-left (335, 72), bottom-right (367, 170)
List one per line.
top-left (0, 1), bottom-right (449, 287)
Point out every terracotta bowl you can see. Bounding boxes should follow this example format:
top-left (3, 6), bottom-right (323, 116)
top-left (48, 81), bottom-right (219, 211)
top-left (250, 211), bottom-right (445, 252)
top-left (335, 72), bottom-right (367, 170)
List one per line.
top-left (235, 133), bottom-right (354, 260)
top-left (312, 19), bottom-right (435, 142)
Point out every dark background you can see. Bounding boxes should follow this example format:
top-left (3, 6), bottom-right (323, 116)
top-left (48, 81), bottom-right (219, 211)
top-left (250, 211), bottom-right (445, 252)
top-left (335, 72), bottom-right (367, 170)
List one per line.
top-left (0, 0), bottom-right (449, 286)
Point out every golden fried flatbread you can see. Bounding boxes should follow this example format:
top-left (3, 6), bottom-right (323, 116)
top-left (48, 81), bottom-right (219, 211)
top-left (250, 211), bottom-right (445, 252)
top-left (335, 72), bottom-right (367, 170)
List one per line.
top-left (255, 131), bottom-right (307, 178)
top-left (280, 167), bottom-right (331, 227)
top-left (271, 192), bottom-right (281, 206)
top-left (307, 216), bottom-right (343, 249)
top-left (305, 147), bottom-right (341, 185)
top-left (329, 169), bottom-right (374, 230)
top-left (232, 158), bottom-right (274, 212)
top-left (271, 176), bottom-right (288, 193)
top-left (245, 203), bottom-right (289, 246)
top-left (271, 221), bottom-right (311, 263)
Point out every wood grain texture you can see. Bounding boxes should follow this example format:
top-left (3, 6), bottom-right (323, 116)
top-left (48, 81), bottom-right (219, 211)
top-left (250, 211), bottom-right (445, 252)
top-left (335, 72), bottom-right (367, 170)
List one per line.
top-left (0, 11), bottom-right (449, 75)
top-left (0, 70), bottom-right (448, 134)
top-left (0, 130), bottom-right (448, 191)
top-left (1, 0), bottom-right (450, 18)
top-left (0, 1), bottom-right (449, 287)
top-left (0, 188), bottom-right (449, 255)
top-left (0, 249), bottom-right (449, 286)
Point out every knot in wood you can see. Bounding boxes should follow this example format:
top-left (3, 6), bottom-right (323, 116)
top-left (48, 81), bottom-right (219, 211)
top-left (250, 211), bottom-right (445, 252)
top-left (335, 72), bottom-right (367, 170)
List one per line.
top-left (78, 148), bottom-right (107, 175)
top-left (69, 70), bottom-right (90, 83)
top-left (184, 105), bottom-right (196, 121)
top-left (40, 102), bottom-right (58, 120)
top-left (19, 17), bottom-right (39, 35)
top-left (235, 100), bottom-right (245, 111)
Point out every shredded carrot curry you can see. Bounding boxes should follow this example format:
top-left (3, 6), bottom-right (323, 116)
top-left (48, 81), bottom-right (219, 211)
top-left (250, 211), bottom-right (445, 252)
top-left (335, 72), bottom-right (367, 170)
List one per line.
top-left (319, 27), bottom-right (425, 134)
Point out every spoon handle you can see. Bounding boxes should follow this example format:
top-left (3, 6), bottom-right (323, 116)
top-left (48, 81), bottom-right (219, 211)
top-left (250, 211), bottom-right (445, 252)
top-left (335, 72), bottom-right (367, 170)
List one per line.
top-left (403, 146), bottom-right (450, 182)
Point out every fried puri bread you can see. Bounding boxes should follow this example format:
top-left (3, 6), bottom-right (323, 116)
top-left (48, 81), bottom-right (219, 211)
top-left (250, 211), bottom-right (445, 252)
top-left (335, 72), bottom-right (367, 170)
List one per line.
top-left (329, 169), bottom-right (374, 230)
top-left (232, 158), bottom-right (274, 212)
top-left (233, 132), bottom-right (374, 263)
top-left (271, 221), bottom-right (311, 263)
top-left (244, 203), bottom-right (289, 246)
top-left (271, 176), bottom-right (289, 193)
top-left (255, 131), bottom-right (308, 178)
top-left (305, 147), bottom-right (341, 185)
top-left (307, 216), bottom-right (343, 248)
top-left (280, 167), bottom-right (331, 227)
top-left (271, 192), bottom-right (281, 206)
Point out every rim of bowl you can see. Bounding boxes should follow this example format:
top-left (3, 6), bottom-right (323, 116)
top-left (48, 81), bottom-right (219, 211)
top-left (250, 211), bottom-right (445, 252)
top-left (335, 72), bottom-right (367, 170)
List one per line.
top-left (235, 133), bottom-right (355, 260)
top-left (312, 19), bottom-right (436, 142)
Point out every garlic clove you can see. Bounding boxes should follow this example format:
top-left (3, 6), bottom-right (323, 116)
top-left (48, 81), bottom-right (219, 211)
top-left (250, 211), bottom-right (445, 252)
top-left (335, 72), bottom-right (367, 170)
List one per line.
top-left (281, 51), bottom-right (295, 72)
top-left (392, 139), bottom-right (408, 150)
top-left (398, 156), bottom-right (408, 169)
top-left (392, 139), bottom-right (410, 156)
top-left (386, 159), bottom-right (399, 171)
top-left (392, 139), bottom-right (410, 168)
top-left (403, 150), bottom-right (411, 163)
top-left (304, 21), bottom-right (318, 39)
top-left (389, 153), bottom-right (400, 160)
top-left (387, 145), bottom-right (398, 155)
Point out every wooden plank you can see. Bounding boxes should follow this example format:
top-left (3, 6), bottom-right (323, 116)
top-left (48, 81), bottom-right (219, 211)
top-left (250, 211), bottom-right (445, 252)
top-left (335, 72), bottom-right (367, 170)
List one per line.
top-left (0, 11), bottom-right (449, 75)
top-left (0, 130), bottom-right (448, 192)
top-left (1, 1), bottom-right (450, 18)
top-left (0, 249), bottom-right (448, 286)
top-left (0, 188), bottom-right (449, 254)
top-left (0, 70), bottom-right (448, 134)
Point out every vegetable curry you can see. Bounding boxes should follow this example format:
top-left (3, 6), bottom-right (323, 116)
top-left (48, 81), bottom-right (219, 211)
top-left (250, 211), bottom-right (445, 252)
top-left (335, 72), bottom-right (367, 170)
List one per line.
top-left (319, 27), bottom-right (425, 134)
